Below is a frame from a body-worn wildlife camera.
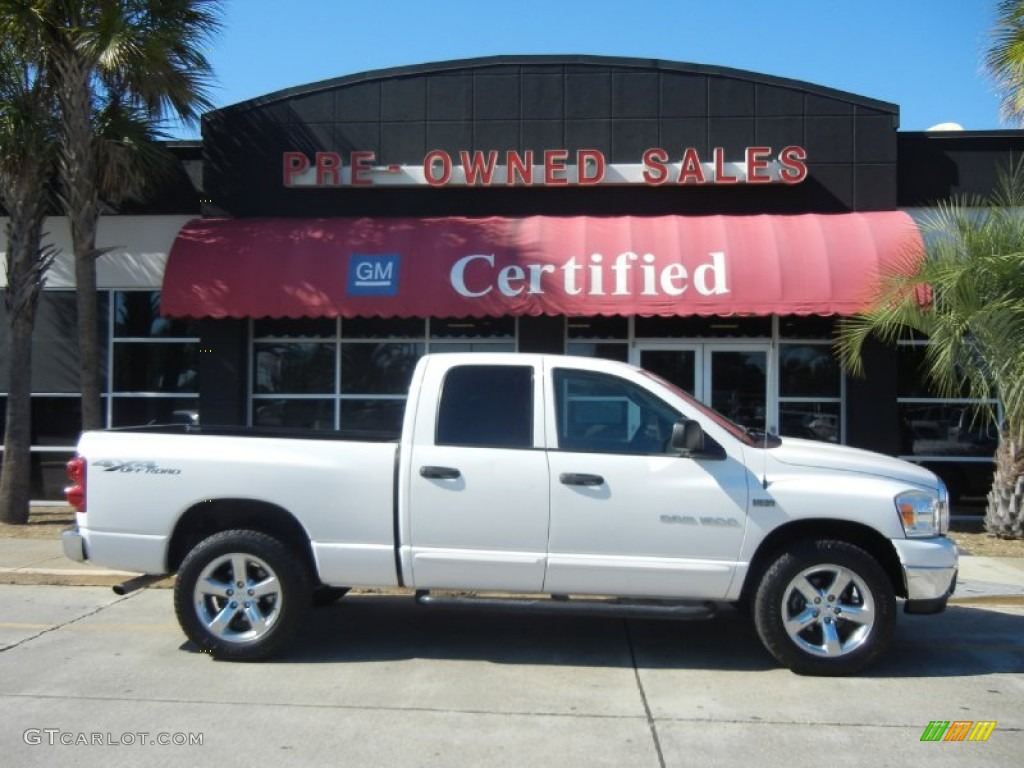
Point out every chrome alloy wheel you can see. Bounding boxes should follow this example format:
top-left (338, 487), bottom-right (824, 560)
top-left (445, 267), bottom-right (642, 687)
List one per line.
top-left (780, 563), bottom-right (875, 658)
top-left (193, 552), bottom-right (282, 643)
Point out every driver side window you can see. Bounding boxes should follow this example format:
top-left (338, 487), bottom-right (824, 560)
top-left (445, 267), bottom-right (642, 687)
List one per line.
top-left (553, 369), bottom-right (680, 455)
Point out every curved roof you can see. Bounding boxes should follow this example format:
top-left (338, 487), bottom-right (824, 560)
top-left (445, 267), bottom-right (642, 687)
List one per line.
top-left (207, 54), bottom-right (898, 120)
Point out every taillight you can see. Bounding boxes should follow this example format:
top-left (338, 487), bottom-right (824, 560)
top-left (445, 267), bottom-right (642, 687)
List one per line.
top-left (65, 456), bottom-right (87, 513)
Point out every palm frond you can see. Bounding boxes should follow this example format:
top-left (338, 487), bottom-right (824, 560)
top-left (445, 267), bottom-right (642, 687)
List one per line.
top-left (836, 158), bottom-right (1024, 441)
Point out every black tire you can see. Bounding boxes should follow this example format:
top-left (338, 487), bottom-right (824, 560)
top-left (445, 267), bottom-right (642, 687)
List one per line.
top-left (173, 529), bottom-right (311, 661)
top-left (312, 586), bottom-right (350, 607)
top-left (753, 539), bottom-right (896, 676)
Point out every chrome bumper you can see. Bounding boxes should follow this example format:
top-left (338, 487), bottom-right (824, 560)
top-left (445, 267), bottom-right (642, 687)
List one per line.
top-left (904, 562), bottom-right (958, 601)
top-left (893, 536), bottom-right (958, 613)
top-left (61, 527), bottom-right (86, 563)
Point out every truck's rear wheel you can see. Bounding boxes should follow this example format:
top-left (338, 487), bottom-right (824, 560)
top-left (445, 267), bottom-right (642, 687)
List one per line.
top-left (753, 540), bottom-right (896, 676)
top-left (174, 529), bottom-right (310, 660)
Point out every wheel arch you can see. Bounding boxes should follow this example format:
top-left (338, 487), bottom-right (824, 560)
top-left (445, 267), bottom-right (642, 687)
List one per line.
top-left (166, 499), bottom-right (317, 579)
top-left (741, 519), bottom-right (906, 603)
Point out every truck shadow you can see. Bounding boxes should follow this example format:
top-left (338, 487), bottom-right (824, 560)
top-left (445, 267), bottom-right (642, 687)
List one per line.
top-left (203, 596), bottom-right (1024, 677)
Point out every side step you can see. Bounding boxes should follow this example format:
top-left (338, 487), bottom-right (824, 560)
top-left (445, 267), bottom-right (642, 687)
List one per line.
top-left (415, 591), bottom-right (716, 621)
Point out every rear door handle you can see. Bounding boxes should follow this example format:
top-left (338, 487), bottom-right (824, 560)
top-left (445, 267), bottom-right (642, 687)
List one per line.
top-left (559, 473), bottom-right (605, 487)
top-left (420, 465), bottom-right (461, 480)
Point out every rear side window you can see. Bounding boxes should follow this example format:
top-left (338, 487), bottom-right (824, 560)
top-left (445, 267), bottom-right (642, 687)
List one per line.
top-left (436, 365), bottom-right (533, 448)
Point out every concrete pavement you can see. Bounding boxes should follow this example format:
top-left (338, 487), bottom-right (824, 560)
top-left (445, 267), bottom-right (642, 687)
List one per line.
top-left (0, 533), bottom-right (1022, 603)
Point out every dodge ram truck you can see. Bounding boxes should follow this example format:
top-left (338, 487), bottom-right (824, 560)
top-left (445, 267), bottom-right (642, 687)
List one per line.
top-left (62, 353), bottom-right (958, 675)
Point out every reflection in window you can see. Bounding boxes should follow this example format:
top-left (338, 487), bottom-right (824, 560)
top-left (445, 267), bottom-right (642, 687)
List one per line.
top-left (114, 344), bottom-right (199, 393)
top-left (31, 398), bottom-right (83, 445)
top-left (111, 290), bottom-right (199, 429)
top-left (340, 399), bottom-right (407, 433)
top-left (779, 403), bottom-right (841, 443)
top-left (779, 345), bottom-right (840, 398)
top-left (250, 317), bottom-right (519, 431)
top-left (898, 403), bottom-right (998, 458)
top-left (554, 369), bottom-right (680, 455)
top-left (777, 342), bottom-right (842, 443)
top-left (341, 343), bottom-right (423, 394)
top-left (896, 340), bottom-right (998, 461)
top-left (116, 291), bottom-right (197, 338)
top-left (111, 398), bottom-right (200, 428)
top-left (0, 290), bottom-right (198, 499)
top-left (254, 343), bottom-right (335, 394)
top-left (253, 399), bottom-right (335, 430)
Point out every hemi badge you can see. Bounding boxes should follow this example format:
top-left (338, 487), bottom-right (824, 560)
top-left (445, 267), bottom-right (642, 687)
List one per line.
top-left (752, 498), bottom-right (776, 508)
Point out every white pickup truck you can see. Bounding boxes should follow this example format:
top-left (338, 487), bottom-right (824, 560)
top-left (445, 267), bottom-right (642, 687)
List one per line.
top-left (62, 353), bottom-right (957, 675)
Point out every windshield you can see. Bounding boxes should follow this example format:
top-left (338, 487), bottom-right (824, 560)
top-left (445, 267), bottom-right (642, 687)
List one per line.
top-left (638, 369), bottom-right (781, 448)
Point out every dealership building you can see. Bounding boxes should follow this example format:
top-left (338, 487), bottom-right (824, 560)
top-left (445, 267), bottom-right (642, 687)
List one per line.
top-left (1, 55), bottom-right (1020, 500)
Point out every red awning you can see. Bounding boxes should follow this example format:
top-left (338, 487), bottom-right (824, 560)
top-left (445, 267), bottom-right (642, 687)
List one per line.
top-left (160, 212), bottom-right (923, 318)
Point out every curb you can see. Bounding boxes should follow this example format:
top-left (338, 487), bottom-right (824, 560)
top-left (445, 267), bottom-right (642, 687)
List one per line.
top-left (2, 567), bottom-right (1023, 607)
top-left (0, 568), bottom-right (173, 589)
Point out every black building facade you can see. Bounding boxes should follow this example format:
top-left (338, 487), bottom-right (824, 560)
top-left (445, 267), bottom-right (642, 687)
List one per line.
top-left (2, 56), bottom-right (1022, 500)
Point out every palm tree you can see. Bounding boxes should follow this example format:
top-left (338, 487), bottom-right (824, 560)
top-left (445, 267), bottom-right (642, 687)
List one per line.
top-left (988, 0), bottom-right (1024, 125)
top-left (0, 0), bottom-right (220, 430)
top-left (836, 163), bottom-right (1024, 539)
top-left (0, 40), bottom-right (59, 524)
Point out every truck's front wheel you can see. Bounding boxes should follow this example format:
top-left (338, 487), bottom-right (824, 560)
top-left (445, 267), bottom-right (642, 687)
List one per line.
top-left (753, 540), bottom-right (896, 676)
top-left (174, 529), bottom-right (310, 660)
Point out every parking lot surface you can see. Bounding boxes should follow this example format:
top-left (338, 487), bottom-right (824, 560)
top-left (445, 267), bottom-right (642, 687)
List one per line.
top-left (1, 584), bottom-right (1022, 767)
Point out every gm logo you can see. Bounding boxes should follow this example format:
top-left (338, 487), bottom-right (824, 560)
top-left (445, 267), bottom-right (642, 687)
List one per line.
top-left (347, 254), bottom-right (401, 296)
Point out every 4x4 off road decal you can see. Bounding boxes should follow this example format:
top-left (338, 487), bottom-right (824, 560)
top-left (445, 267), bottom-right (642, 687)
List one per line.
top-left (94, 460), bottom-right (181, 476)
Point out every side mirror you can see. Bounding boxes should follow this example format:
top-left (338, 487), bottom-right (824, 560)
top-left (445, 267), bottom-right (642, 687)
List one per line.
top-left (670, 419), bottom-right (705, 453)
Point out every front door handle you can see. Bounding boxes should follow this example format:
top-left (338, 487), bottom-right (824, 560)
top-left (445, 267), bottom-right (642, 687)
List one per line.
top-left (420, 465), bottom-right (461, 480)
top-left (559, 472), bottom-right (605, 487)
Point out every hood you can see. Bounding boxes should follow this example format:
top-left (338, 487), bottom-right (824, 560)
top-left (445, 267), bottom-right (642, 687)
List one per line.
top-left (770, 437), bottom-right (940, 489)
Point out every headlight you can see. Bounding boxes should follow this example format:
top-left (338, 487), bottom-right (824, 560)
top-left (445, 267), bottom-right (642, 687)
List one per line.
top-left (895, 486), bottom-right (948, 537)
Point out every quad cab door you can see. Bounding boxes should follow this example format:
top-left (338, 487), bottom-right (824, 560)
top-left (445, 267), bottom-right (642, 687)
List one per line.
top-left (404, 359), bottom-right (550, 592)
top-left (543, 361), bottom-right (752, 600)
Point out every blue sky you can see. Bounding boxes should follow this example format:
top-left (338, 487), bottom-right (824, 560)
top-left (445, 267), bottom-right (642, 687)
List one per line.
top-left (183, 0), bottom-right (1005, 137)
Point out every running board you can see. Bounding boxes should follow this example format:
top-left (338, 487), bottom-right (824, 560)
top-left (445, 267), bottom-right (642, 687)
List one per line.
top-left (415, 591), bottom-right (716, 621)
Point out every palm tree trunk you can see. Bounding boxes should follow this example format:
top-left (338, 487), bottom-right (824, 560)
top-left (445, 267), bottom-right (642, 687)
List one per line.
top-left (0, 208), bottom-right (47, 525)
top-left (0, 303), bottom-right (35, 524)
top-left (56, 52), bottom-right (104, 431)
top-left (985, 434), bottom-right (1024, 537)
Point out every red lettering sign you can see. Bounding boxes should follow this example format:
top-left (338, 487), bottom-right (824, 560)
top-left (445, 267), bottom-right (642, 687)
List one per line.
top-left (280, 146), bottom-right (810, 188)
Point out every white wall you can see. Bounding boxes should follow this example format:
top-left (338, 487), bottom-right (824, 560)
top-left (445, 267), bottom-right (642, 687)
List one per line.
top-left (0, 214), bottom-right (193, 290)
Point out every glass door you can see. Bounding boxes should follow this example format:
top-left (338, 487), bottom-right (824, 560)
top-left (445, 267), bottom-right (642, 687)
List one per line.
top-left (636, 344), bottom-right (772, 433)
top-left (637, 346), bottom-right (701, 397)
top-left (704, 346), bottom-right (769, 434)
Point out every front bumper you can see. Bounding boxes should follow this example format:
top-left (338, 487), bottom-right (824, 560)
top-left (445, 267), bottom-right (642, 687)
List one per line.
top-left (893, 536), bottom-right (958, 614)
top-left (61, 526), bottom-right (86, 563)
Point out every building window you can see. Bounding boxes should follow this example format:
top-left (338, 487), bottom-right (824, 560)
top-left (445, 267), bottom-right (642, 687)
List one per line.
top-left (109, 291), bottom-right (199, 427)
top-left (777, 342), bottom-right (843, 443)
top-left (249, 317), bottom-right (518, 432)
top-left (896, 341), bottom-right (999, 458)
top-left (0, 289), bottom-right (195, 501)
top-left (566, 316), bottom-right (628, 361)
